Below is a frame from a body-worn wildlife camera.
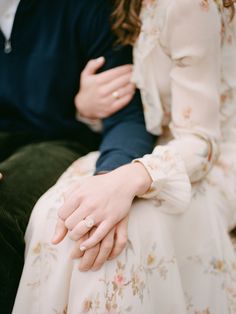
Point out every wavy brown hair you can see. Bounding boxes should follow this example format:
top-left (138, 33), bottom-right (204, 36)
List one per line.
top-left (111, 0), bottom-right (235, 46)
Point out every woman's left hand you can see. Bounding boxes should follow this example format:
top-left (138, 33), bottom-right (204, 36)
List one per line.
top-left (71, 216), bottom-right (129, 271)
top-left (52, 163), bottom-right (152, 251)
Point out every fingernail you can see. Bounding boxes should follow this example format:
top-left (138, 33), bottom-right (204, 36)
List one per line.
top-left (80, 246), bottom-right (86, 251)
top-left (79, 266), bottom-right (89, 272)
top-left (96, 56), bottom-right (104, 63)
top-left (51, 232), bottom-right (60, 244)
top-left (51, 237), bottom-right (57, 244)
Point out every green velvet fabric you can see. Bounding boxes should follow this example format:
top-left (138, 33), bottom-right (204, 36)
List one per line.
top-left (0, 132), bottom-right (88, 313)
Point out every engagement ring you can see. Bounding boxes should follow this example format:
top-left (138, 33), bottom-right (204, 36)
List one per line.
top-left (84, 216), bottom-right (95, 228)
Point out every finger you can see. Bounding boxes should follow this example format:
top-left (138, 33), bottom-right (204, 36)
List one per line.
top-left (64, 206), bottom-right (91, 230)
top-left (91, 228), bottom-right (115, 271)
top-left (68, 215), bottom-right (97, 241)
top-left (82, 57), bottom-right (105, 76)
top-left (79, 244), bottom-right (100, 271)
top-left (108, 217), bottom-right (128, 260)
top-left (79, 229), bottom-right (100, 272)
top-left (63, 181), bottom-right (80, 200)
top-left (114, 83), bottom-right (136, 100)
top-left (100, 72), bottom-right (132, 97)
top-left (58, 189), bottom-right (82, 221)
top-left (94, 84), bottom-right (135, 119)
top-left (97, 65), bottom-right (133, 84)
top-left (111, 93), bottom-right (135, 113)
top-left (80, 220), bottom-right (113, 251)
top-left (70, 232), bottom-right (89, 259)
top-left (51, 218), bottom-right (68, 245)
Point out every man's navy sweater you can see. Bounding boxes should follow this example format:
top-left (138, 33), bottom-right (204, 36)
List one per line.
top-left (0, 0), bottom-right (155, 172)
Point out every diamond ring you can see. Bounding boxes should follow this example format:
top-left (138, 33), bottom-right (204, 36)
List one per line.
top-left (84, 216), bottom-right (95, 229)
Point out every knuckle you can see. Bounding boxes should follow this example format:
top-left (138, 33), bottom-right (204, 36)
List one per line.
top-left (69, 228), bottom-right (84, 240)
top-left (64, 220), bottom-right (72, 230)
top-left (103, 109), bottom-right (112, 117)
top-left (58, 210), bottom-right (67, 221)
top-left (94, 76), bottom-right (101, 85)
top-left (99, 98), bottom-right (107, 107)
top-left (98, 88), bottom-right (107, 98)
top-left (83, 201), bottom-right (96, 212)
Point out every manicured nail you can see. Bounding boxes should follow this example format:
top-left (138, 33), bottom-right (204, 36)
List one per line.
top-left (80, 246), bottom-right (86, 251)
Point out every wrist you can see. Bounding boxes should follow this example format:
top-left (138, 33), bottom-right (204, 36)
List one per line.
top-left (113, 163), bottom-right (152, 197)
top-left (130, 162), bottom-right (152, 196)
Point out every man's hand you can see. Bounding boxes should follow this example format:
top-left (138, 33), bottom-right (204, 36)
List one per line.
top-left (75, 57), bottom-right (135, 119)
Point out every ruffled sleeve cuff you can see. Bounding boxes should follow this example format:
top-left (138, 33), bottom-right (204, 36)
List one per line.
top-left (133, 146), bottom-right (192, 214)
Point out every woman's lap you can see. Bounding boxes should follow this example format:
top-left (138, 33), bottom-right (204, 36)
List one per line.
top-left (13, 161), bottom-right (236, 313)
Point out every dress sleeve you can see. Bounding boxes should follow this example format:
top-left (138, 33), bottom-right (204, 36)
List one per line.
top-left (135, 0), bottom-right (222, 213)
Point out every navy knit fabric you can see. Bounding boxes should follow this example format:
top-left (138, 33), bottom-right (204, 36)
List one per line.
top-left (0, 0), bottom-right (155, 172)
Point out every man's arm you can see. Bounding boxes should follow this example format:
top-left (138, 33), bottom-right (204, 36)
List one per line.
top-left (78, 0), bottom-right (156, 172)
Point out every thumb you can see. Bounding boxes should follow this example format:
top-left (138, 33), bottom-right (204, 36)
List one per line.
top-left (82, 56), bottom-right (105, 76)
top-left (52, 218), bottom-right (68, 245)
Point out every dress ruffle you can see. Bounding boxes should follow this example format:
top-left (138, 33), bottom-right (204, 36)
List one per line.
top-left (134, 145), bottom-right (191, 214)
top-left (132, 0), bottom-right (172, 135)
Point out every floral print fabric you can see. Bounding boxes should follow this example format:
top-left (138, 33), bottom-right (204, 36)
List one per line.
top-left (13, 0), bottom-right (236, 313)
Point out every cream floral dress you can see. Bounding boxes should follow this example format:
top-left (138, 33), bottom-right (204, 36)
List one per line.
top-left (13, 0), bottom-right (236, 313)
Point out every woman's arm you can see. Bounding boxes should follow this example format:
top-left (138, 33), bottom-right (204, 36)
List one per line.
top-left (53, 162), bottom-right (151, 251)
top-left (134, 0), bottom-right (222, 212)
top-left (53, 0), bottom-right (222, 253)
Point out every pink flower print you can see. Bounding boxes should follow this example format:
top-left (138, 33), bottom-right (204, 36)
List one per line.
top-left (114, 272), bottom-right (125, 288)
top-left (182, 107), bottom-right (192, 120)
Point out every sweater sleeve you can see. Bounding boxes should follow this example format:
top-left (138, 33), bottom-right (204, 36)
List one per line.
top-left (134, 0), bottom-right (222, 213)
top-left (78, 0), bottom-right (156, 173)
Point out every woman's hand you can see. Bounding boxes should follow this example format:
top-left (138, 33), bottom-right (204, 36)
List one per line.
top-left (75, 57), bottom-right (136, 119)
top-left (71, 216), bottom-right (129, 271)
top-left (52, 215), bottom-right (129, 271)
top-left (52, 163), bottom-right (152, 251)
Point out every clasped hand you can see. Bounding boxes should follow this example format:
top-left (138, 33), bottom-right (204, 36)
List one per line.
top-left (52, 163), bottom-right (151, 271)
top-left (52, 166), bottom-right (135, 271)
